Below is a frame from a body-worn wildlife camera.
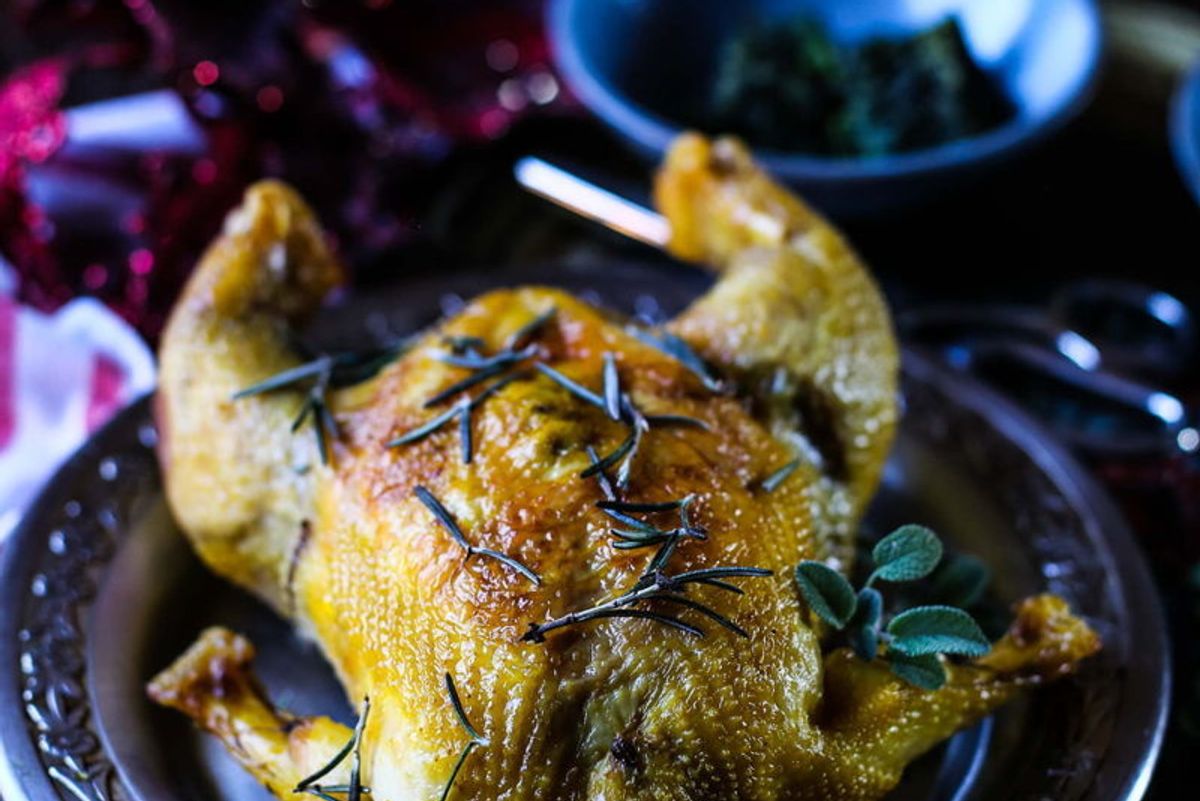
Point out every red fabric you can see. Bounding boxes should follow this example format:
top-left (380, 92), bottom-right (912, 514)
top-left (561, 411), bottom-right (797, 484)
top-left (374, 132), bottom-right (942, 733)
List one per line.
top-left (85, 353), bottom-right (124, 433)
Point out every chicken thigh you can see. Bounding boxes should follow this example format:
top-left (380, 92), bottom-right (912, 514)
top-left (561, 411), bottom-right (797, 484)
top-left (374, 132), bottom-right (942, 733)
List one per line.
top-left (149, 134), bottom-right (1098, 801)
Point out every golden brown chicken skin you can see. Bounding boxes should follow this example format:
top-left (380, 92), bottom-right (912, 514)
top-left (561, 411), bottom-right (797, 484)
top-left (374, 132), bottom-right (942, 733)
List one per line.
top-left (149, 134), bottom-right (1098, 801)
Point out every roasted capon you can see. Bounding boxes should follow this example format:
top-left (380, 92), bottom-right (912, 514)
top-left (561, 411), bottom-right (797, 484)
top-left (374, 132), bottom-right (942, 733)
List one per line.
top-left (149, 134), bottom-right (1098, 801)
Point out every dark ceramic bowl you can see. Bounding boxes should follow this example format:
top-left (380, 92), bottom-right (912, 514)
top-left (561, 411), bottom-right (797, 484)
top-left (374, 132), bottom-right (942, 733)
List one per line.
top-left (548, 0), bottom-right (1102, 216)
top-left (1170, 59), bottom-right (1200, 206)
top-left (0, 258), bottom-right (1168, 801)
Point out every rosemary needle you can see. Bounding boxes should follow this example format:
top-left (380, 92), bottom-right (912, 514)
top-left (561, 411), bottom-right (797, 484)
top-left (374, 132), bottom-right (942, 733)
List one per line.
top-left (445, 672), bottom-right (489, 745)
top-left (602, 352), bottom-right (622, 421)
top-left (436, 344), bottom-right (535, 370)
top-left (458, 396), bottom-right (473, 464)
top-left (414, 486), bottom-right (541, 586)
top-left (597, 499), bottom-right (685, 513)
top-left (387, 405), bottom-right (461, 448)
top-left (760, 458), bottom-right (801, 493)
top-left (441, 673), bottom-right (489, 801)
top-left (586, 445), bottom-right (617, 501)
top-left (533, 362), bottom-right (606, 409)
top-left (629, 327), bottom-right (725, 392)
top-left (506, 306), bottom-right (557, 350)
top-left (579, 430), bottom-right (637, 479)
top-left (234, 357), bottom-right (332, 399)
top-left (294, 697), bottom-right (371, 797)
top-left (424, 364), bottom-right (507, 408)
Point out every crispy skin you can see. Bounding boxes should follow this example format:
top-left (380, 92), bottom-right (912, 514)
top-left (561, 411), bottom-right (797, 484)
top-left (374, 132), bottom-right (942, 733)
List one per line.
top-left (658, 134), bottom-right (899, 566)
top-left (150, 136), bottom-right (1099, 800)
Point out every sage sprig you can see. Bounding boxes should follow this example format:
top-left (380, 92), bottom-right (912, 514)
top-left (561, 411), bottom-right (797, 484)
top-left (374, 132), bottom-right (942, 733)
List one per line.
top-left (793, 525), bottom-right (990, 690)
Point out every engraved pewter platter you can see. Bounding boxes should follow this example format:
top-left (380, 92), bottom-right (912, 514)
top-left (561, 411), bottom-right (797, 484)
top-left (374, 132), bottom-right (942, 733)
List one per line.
top-left (0, 260), bottom-right (1169, 801)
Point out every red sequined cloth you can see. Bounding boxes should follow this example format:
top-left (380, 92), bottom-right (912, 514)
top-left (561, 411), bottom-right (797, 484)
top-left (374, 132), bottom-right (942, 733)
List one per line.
top-left (0, 0), bottom-right (567, 338)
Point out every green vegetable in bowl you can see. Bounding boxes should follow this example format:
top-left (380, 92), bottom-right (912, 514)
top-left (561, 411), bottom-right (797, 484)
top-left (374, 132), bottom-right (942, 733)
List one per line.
top-left (710, 17), bottom-right (1014, 156)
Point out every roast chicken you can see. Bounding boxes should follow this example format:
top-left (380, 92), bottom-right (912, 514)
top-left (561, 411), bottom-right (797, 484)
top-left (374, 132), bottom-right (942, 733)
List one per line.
top-left (148, 134), bottom-right (1099, 800)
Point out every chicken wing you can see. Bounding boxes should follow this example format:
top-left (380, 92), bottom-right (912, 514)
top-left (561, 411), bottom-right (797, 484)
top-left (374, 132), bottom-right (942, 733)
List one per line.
top-left (149, 135), bottom-right (1098, 801)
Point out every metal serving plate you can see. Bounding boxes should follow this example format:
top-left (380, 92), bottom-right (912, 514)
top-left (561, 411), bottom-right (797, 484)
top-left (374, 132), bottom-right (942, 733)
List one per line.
top-left (0, 259), bottom-right (1169, 801)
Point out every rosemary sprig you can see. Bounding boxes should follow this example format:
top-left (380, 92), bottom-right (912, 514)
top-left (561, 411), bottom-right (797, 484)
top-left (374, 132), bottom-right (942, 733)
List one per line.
top-left (586, 446), bottom-right (617, 501)
top-left (597, 499), bottom-right (686, 513)
top-left (436, 344), bottom-right (535, 371)
top-left (415, 486), bottom-right (541, 586)
top-left (233, 357), bottom-right (333, 399)
top-left (643, 413), bottom-right (710, 430)
top-left (234, 343), bottom-right (406, 465)
top-left (598, 496), bottom-right (707, 550)
top-left (523, 492), bottom-right (766, 642)
top-left (424, 363), bottom-right (507, 408)
top-left (386, 404), bottom-right (461, 448)
top-left (629, 327), bottom-right (725, 392)
top-left (615, 395), bottom-right (648, 489)
top-left (441, 673), bottom-right (489, 801)
top-left (443, 335), bottom-right (486, 353)
top-left (759, 458), bottom-right (801, 493)
top-left (580, 429), bottom-right (637, 479)
top-left (506, 306), bottom-right (556, 350)
top-left (457, 396), bottom-right (473, 464)
top-left (294, 697), bottom-right (371, 800)
top-left (521, 564), bottom-right (770, 643)
top-left (533, 362), bottom-right (606, 409)
top-left (389, 371), bottom-right (527, 459)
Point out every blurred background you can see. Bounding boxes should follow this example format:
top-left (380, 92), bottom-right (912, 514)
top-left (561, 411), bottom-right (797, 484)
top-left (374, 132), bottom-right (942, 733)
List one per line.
top-left (0, 0), bottom-right (1196, 798)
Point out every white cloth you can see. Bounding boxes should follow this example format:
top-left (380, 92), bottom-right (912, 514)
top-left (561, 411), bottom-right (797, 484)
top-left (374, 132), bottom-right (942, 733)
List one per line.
top-left (0, 260), bottom-right (155, 541)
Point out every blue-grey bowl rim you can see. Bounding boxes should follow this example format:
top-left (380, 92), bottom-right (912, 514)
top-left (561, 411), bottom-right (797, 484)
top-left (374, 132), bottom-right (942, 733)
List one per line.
top-left (1170, 60), bottom-right (1200, 206)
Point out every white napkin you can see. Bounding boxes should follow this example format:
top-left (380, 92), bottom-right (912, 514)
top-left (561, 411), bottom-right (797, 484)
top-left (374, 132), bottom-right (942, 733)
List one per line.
top-left (0, 259), bottom-right (155, 541)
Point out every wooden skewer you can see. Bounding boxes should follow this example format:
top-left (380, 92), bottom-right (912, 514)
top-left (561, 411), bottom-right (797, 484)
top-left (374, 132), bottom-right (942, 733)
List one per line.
top-left (513, 156), bottom-right (670, 249)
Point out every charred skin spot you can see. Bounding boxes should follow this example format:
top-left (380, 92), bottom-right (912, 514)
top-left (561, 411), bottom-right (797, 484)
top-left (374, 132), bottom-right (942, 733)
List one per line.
top-left (286, 520), bottom-right (313, 613)
top-left (610, 734), bottom-right (640, 773)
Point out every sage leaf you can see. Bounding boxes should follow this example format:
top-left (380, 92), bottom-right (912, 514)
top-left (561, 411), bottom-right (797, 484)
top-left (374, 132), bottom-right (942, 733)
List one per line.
top-left (888, 652), bottom-right (947, 691)
top-left (847, 587), bottom-right (883, 660)
top-left (794, 561), bottom-right (857, 629)
top-left (871, 525), bottom-right (943, 583)
top-left (887, 605), bottom-right (990, 657)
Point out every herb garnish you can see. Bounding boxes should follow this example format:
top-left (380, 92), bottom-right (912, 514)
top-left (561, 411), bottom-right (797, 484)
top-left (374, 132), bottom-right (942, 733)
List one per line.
top-left (524, 496), bottom-right (769, 642)
top-left (598, 495), bottom-right (708, 551)
top-left (629, 327), bottom-right (725, 392)
top-left (415, 486), bottom-right (541, 586)
top-left (586, 445), bottom-right (617, 501)
top-left (759, 458), bottom-right (800, 493)
top-left (424, 364), bottom-right (508, 408)
top-left (602, 352), bottom-right (622, 421)
top-left (793, 525), bottom-right (990, 690)
top-left (506, 306), bottom-right (556, 350)
top-left (294, 697), bottom-right (371, 800)
top-left (522, 565), bottom-right (770, 643)
top-left (391, 309), bottom-right (558, 460)
top-left (440, 673), bottom-right (489, 801)
top-left (233, 344), bottom-right (406, 465)
top-left (388, 371), bottom-right (527, 463)
top-left (533, 362), bottom-right (605, 409)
